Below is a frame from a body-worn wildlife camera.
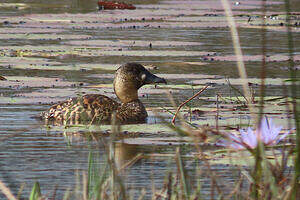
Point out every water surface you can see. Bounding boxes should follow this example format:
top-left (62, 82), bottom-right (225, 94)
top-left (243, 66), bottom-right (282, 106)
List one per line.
top-left (0, 0), bottom-right (298, 199)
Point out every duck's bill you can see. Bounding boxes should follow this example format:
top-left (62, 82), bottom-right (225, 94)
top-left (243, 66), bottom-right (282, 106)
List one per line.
top-left (145, 72), bottom-right (167, 84)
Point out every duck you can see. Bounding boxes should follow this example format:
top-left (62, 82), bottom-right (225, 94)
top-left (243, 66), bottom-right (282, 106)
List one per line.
top-left (41, 63), bottom-right (166, 125)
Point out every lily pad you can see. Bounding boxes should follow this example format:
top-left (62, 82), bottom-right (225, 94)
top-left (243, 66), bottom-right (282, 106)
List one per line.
top-left (0, 3), bottom-right (29, 9)
top-left (0, 76), bottom-right (77, 88)
top-left (118, 136), bottom-right (192, 146)
top-left (245, 25), bottom-right (300, 32)
top-left (140, 0), bottom-right (282, 12)
top-left (209, 149), bottom-right (294, 167)
top-left (0, 45), bottom-right (214, 58)
top-left (209, 54), bottom-right (300, 62)
top-left (0, 56), bottom-right (59, 65)
top-left (46, 122), bottom-right (173, 135)
top-left (0, 27), bottom-right (64, 34)
top-left (0, 33), bottom-right (92, 40)
top-left (83, 50), bottom-right (214, 57)
top-left (64, 39), bottom-right (202, 47)
top-left (189, 77), bottom-right (293, 86)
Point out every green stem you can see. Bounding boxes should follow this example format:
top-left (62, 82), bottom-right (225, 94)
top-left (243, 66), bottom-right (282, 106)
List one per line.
top-left (283, 0), bottom-right (300, 198)
top-left (252, 144), bottom-right (262, 199)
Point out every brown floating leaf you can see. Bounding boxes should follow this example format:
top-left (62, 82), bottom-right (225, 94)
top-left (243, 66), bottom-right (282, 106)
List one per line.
top-left (0, 75), bottom-right (6, 81)
top-left (98, 1), bottom-right (136, 10)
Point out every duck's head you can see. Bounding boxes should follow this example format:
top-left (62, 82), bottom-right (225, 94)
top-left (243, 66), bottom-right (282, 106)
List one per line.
top-left (114, 63), bottom-right (166, 103)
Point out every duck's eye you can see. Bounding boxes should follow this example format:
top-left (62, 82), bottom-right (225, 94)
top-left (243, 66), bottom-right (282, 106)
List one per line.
top-left (140, 73), bottom-right (146, 81)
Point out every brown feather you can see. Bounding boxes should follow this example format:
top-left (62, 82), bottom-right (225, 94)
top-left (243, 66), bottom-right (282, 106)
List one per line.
top-left (41, 94), bottom-right (119, 125)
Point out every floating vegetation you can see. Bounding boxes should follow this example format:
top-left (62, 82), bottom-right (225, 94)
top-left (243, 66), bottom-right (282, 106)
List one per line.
top-left (189, 77), bottom-right (295, 86)
top-left (0, 76), bottom-right (77, 89)
top-left (48, 123), bottom-right (173, 136)
top-left (64, 39), bottom-right (202, 47)
top-left (0, 75), bottom-right (6, 81)
top-left (0, 3), bottom-right (29, 9)
top-left (98, 1), bottom-right (136, 10)
top-left (0, 33), bottom-right (91, 40)
top-left (207, 54), bottom-right (300, 62)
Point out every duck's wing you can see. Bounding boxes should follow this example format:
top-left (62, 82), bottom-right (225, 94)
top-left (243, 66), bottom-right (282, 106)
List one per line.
top-left (41, 94), bottom-right (120, 125)
top-left (117, 100), bottom-right (148, 124)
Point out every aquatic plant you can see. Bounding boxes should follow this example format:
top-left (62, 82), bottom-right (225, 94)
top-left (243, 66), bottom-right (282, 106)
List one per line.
top-left (221, 117), bottom-right (289, 149)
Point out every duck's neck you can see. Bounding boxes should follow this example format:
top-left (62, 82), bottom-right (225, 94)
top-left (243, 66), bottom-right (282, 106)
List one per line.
top-left (114, 77), bottom-right (139, 103)
top-left (115, 89), bottom-right (138, 104)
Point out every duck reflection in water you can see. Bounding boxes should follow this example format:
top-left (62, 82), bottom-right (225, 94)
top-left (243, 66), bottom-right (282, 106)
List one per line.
top-left (114, 142), bottom-right (145, 170)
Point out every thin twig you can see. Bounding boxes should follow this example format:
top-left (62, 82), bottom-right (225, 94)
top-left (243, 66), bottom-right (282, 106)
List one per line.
top-left (172, 85), bottom-right (209, 124)
top-left (120, 153), bottom-right (144, 170)
top-left (138, 188), bottom-right (147, 200)
top-left (216, 94), bottom-right (219, 132)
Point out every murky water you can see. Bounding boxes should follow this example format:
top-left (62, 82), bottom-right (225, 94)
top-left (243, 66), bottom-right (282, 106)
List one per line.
top-left (0, 0), bottom-right (298, 199)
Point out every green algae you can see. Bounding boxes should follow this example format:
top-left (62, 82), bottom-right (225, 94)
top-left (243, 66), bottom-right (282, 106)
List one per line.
top-left (209, 149), bottom-right (294, 167)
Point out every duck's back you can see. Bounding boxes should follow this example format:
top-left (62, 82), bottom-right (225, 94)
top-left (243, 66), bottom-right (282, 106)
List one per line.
top-left (42, 94), bottom-right (120, 125)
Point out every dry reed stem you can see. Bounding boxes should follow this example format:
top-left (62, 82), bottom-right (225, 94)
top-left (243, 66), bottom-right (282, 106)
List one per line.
top-left (83, 172), bottom-right (88, 200)
top-left (175, 147), bottom-right (189, 199)
top-left (226, 176), bottom-right (244, 198)
top-left (63, 188), bottom-right (71, 200)
top-left (0, 75), bottom-right (6, 80)
top-left (120, 153), bottom-right (144, 170)
top-left (172, 85), bottom-right (209, 124)
top-left (166, 173), bottom-right (172, 200)
top-left (16, 183), bottom-right (25, 200)
top-left (151, 174), bottom-right (156, 200)
top-left (0, 180), bottom-right (17, 200)
top-left (138, 188), bottom-right (146, 200)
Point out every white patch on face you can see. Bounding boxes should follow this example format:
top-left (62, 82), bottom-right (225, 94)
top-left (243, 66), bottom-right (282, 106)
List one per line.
top-left (141, 73), bottom-right (146, 81)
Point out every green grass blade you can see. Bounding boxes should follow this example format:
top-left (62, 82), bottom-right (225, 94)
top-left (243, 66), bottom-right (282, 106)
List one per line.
top-left (283, 0), bottom-right (300, 197)
top-left (175, 147), bottom-right (190, 199)
top-left (29, 182), bottom-right (41, 200)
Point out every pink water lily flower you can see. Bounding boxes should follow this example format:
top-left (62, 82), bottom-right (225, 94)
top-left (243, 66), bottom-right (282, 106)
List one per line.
top-left (222, 117), bottom-right (289, 149)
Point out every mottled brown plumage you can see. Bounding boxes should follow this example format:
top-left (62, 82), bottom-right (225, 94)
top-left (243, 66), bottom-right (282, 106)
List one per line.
top-left (41, 63), bottom-right (166, 125)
